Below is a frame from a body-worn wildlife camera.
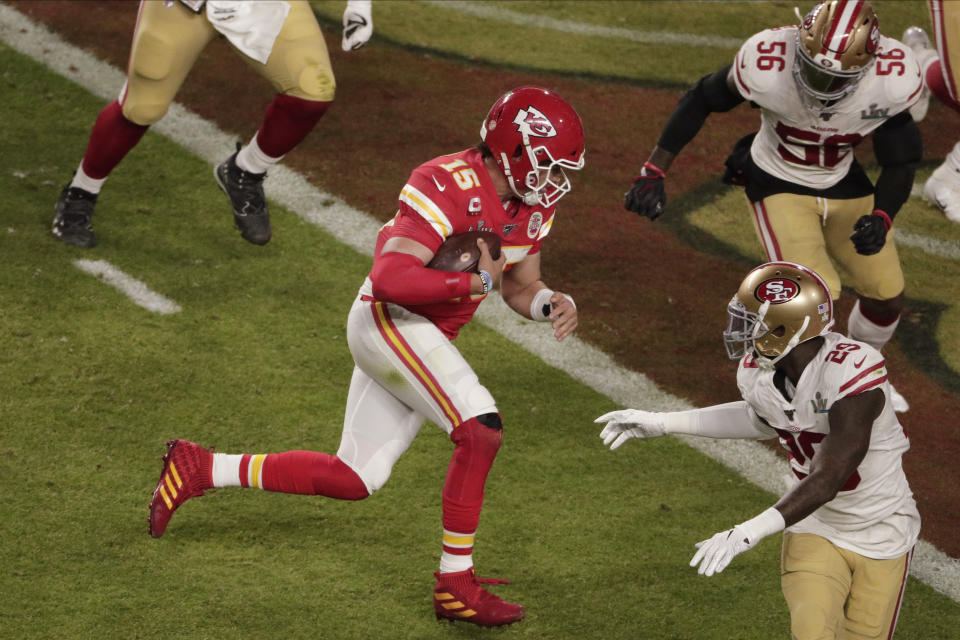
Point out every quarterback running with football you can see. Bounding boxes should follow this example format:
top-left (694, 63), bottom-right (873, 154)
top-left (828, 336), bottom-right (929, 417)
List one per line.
top-left (147, 86), bottom-right (585, 627)
top-left (625, 0), bottom-right (923, 411)
top-left (52, 0), bottom-right (374, 247)
top-left (596, 261), bottom-right (919, 640)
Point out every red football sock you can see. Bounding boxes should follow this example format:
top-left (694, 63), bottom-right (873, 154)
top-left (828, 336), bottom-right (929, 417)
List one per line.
top-left (927, 60), bottom-right (960, 114)
top-left (255, 94), bottom-right (331, 158)
top-left (441, 417), bottom-right (503, 562)
top-left (80, 100), bottom-right (149, 179)
top-left (247, 451), bottom-right (368, 500)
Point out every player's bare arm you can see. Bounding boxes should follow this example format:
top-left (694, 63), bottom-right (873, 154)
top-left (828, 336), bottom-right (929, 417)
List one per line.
top-left (501, 253), bottom-right (578, 341)
top-left (772, 388), bottom-right (881, 526)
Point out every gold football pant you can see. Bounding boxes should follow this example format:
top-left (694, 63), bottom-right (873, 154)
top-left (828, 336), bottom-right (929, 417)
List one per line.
top-left (747, 193), bottom-right (904, 302)
top-left (121, 0), bottom-right (334, 125)
top-left (781, 532), bottom-right (912, 640)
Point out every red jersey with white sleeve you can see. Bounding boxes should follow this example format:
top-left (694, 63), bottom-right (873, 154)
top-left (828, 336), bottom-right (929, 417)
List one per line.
top-left (736, 332), bottom-right (919, 559)
top-left (358, 147), bottom-right (557, 339)
top-left (731, 27), bottom-right (923, 189)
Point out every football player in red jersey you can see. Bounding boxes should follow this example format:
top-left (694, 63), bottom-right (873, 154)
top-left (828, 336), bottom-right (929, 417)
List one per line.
top-left (147, 86), bottom-right (585, 627)
top-left (597, 261), bottom-right (919, 640)
top-left (625, 1), bottom-right (923, 412)
top-left (902, 1), bottom-right (960, 222)
top-left (52, 0), bottom-right (374, 248)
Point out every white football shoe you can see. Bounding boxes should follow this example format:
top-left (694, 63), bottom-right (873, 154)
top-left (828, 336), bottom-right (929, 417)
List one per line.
top-left (889, 384), bottom-right (909, 413)
top-left (923, 163), bottom-right (960, 223)
top-left (902, 26), bottom-right (935, 122)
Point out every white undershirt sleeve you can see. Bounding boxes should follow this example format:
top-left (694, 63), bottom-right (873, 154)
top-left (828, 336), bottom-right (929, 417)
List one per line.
top-left (663, 401), bottom-right (777, 440)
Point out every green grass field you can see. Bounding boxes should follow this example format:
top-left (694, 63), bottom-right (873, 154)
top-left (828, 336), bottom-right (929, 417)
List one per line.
top-left (2, 2), bottom-right (960, 638)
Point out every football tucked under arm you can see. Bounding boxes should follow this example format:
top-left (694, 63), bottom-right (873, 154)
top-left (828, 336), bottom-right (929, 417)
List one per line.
top-left (426, 231), bottom-right (501, 273)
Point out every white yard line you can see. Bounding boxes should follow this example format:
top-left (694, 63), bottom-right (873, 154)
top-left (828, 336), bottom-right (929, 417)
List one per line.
top-left (2, 5), bottom-right (958, 602)
top-left (72, 259), bottom-right (182, 314)
top-left (421, 0), bottom-right (743, 49)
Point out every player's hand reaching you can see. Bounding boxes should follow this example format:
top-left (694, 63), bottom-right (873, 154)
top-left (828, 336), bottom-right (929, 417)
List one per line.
top-left (624, 162), bottom-right (667, 220)
top-left (595, 409), bottom-right (667, 449)
top-left (850, 210), bottom-right (891, 255)
top-left (342, 0), bottom-right (373, 51)
top-left (689, 526), bottom-right (756, 576)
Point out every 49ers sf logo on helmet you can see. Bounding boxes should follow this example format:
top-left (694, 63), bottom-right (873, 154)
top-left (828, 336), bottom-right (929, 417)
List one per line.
top-left (513, 106), bottom-right (557, 138)
top-left (755, 278), bottom-right (800, 304)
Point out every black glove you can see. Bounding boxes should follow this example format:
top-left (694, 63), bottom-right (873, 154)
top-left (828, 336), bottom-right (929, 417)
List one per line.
top-left (850, 210), bottom-right (891, 256)
top-left (624, 162), bottom-right (667, 220)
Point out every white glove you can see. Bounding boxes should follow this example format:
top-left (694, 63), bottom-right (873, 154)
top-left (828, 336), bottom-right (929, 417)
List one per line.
top-left (689, 526), bottom-right (755, 576)
top-left (689, 507), bottom-right (784, 576)
top-left (595, 409), bottom-right (667, 450)
top-left (342, 0), bottom-right (373, 51)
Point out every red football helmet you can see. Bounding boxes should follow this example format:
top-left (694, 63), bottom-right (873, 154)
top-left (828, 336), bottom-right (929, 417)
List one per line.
top-left (480, 86), bottom-right (585, 207)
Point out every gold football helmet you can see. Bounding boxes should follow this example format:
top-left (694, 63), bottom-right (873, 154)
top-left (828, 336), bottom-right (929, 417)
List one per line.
top-left (724, 262), bottom-right (835, 365)
top-left (793, 0), bottom-right (880, 101)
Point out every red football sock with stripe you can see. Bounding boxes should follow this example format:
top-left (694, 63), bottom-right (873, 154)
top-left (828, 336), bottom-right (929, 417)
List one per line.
top-left (213, 450), bottom-right (368, 500)
top-left (440, 417), bottom-right (503, 573)
top-left (254, 94), bottom-right (331, 158)
top-left (79, 100), bottom-right (149, 180)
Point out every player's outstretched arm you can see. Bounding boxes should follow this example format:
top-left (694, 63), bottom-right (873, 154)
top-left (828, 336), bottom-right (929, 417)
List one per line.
top-left (595, 401), bottom-right (776, 450)
top-left (625, 65), bottom-right (744, 220)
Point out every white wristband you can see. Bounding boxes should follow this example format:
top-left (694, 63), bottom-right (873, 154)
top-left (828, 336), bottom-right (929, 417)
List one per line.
top-left (530, 288), bottom-right (575, 321)
top-left (530, 288), bottom-right (555, 321)
top-left (738, 507), bottom-right (786, 544)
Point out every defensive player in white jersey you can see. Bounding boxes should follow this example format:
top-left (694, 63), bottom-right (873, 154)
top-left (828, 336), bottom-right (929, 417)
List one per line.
top-left (146, 86), bottom-right (585, 627)
top-left (624, 1), bottom-right (923, 412)
top-left (596, 261), bottom-right (919, 640)
top-left (902, 1), bottom-right (960, 221)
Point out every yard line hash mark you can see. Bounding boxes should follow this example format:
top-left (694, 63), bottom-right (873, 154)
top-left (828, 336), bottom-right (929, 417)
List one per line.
top-left (73, 259), bottom-right (182, 315)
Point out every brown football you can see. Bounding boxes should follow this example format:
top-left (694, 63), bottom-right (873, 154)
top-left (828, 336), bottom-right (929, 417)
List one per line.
top-left (426, 231), bottom-right (502, 273)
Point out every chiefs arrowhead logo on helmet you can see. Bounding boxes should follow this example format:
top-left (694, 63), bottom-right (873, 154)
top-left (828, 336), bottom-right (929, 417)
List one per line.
top-left (513, 106), bottom-right (557, 139)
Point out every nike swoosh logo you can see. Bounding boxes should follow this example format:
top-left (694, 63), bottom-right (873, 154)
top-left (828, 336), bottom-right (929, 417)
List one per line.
top-left (853, 355), bottom-right (867, 368)
top-left (432, 175), bottom-right (446, 192)
top-left (345, 15), bottom-right (367, 38)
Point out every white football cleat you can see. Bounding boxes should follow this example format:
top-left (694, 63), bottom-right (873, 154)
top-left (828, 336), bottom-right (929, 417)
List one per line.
top-left (889, 384), bottom-right (909, 413)
top-left (923, 163), bottom-right (960, 223)
top-left (902, 26), bottom-right (935, 122)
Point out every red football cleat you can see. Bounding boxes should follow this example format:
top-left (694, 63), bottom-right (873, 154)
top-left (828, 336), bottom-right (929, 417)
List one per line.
top-left (433, 568), bottom-right (525, 627)
top-left (148, 439), bottom-right (213, 538)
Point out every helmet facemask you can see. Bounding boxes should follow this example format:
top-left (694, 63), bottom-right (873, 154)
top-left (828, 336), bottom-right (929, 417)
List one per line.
top-left (793, 36), bottom-right (866, 102)
top-left (518, 143), bottom-right (584, 208)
